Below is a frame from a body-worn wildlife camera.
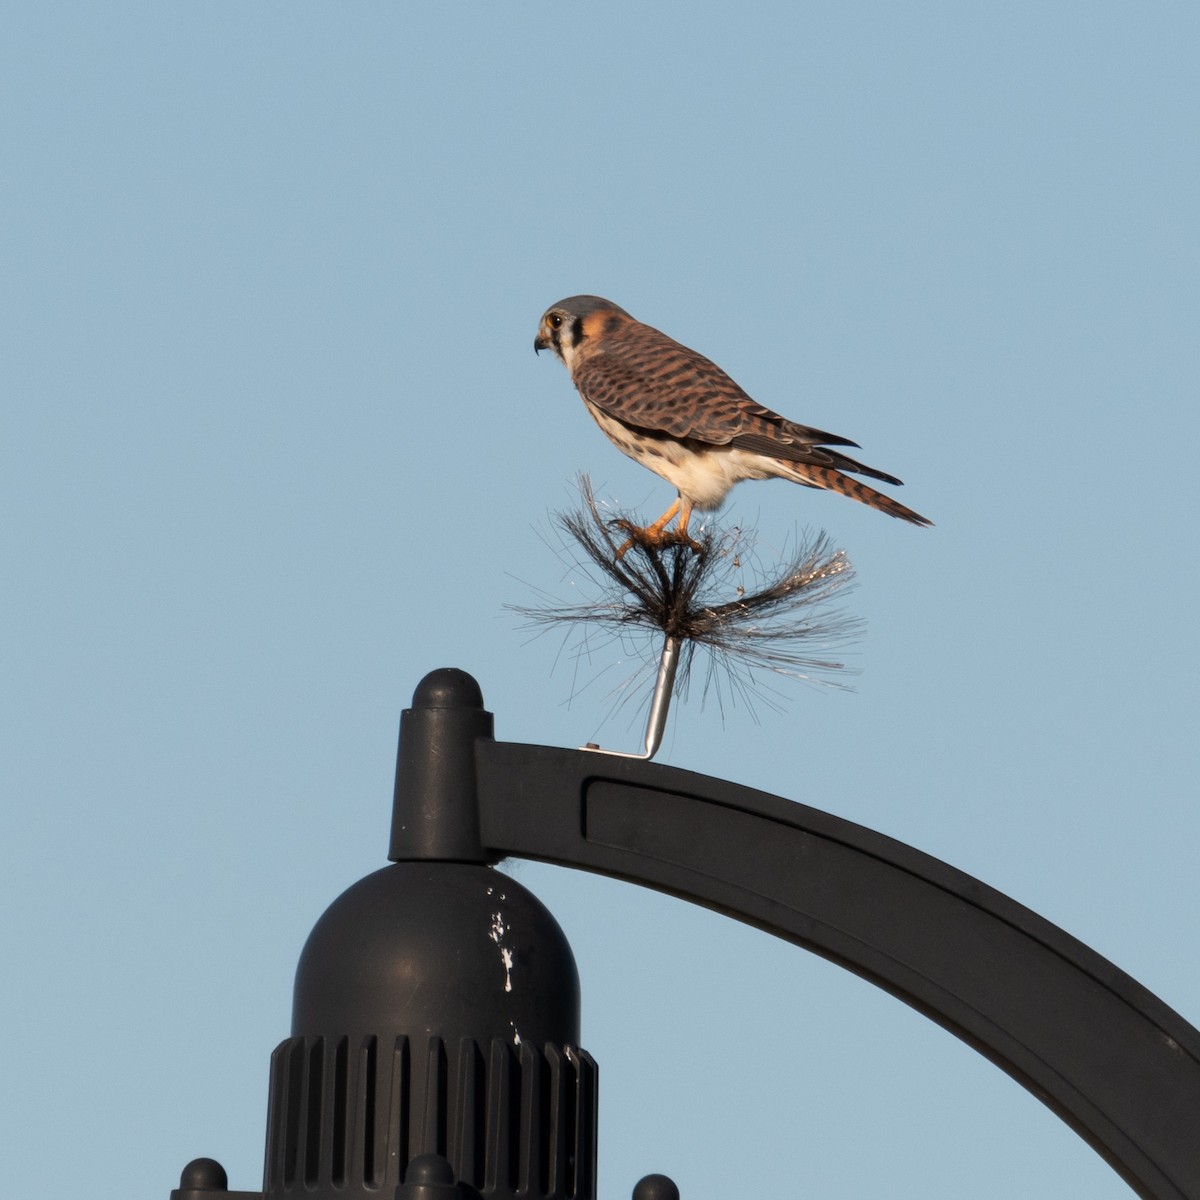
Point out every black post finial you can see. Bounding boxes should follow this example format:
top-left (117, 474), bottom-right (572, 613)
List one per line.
top-left (389, 667), bottom-right (495, 862)
top-left (632, 1174), bottom-right (680, 1200)
top-left (395, 1154), bottom-right (465, 1199)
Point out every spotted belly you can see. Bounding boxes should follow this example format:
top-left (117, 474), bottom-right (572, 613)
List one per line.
top-left (584, 403), bottom-right (782, 511)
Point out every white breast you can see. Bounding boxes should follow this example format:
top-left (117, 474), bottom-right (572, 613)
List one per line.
top-left (583, 403), bottom-right (783, 510)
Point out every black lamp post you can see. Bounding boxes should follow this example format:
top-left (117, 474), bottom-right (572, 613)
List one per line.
top-left (265, 669), bottom-right (596, 1199)
top-left (171, 668), bottom-right (1200, 1200)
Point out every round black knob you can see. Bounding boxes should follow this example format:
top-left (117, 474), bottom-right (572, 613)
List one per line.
top-left (632, 1173), bottom-right (680, 1200)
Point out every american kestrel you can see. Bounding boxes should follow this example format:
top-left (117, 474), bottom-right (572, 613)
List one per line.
top-left (535, 295), bottom-right (931, 548)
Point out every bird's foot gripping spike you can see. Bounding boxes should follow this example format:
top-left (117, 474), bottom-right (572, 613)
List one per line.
top-left (613, 518), bottom-right (702, 559)
top-left (508, 475), bottom-right (864, 761)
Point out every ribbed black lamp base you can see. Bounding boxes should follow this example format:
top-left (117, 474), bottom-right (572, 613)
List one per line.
top-left (264, 1033), bottom-right (597, 1198)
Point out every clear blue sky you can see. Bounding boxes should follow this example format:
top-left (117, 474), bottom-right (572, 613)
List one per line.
top-left (4, 5), bottom-right (1198, 1197)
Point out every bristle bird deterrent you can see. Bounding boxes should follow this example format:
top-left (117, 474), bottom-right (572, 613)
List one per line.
top-left (534, 295), bottom-right (932, 548)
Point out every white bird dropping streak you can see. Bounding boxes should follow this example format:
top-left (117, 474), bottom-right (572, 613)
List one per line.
top-left (489, 910), bottom-right (514, 993)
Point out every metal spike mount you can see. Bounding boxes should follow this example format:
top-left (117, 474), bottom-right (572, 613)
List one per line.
top-left (581, 635), bottom-right (680, 761)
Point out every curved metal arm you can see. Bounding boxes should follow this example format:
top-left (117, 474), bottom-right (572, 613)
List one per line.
top-left (473, 739), bottom-right (1200, 1200)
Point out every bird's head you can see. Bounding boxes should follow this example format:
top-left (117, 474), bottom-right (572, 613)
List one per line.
top-left (534, 295), bottom-right (632, 368)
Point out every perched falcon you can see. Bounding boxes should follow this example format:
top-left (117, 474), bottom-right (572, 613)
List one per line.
top-left (535, 295), bottom-right (931, 548)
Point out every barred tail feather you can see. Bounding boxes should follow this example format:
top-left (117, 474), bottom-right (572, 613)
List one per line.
top-left (782, 462), bottom-right (933, 527)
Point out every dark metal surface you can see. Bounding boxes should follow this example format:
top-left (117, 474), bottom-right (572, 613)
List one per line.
top-left (291, 861), bottom-right (580, 1044)
top-left (473, 737), bottom-right (1200, 1200)
top-left (168, 669), bottom-right (1200, 1199)
top-left (389, 669), bottom-right (495, 862)
top-left (269, 832), bottom-right (595, 1195)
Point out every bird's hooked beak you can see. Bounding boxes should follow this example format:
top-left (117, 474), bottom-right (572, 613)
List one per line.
top-left (534, 329), bottom-right (550, 355)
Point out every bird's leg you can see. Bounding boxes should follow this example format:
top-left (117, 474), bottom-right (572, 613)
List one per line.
top-left (615, 497), bottom-right (701, 557)
top-left (673, 499), bottom-right (697, 547)
top-left (615, 498), bottom-right (679, 558)
top-left (657, 498), bottom-right (702, 552)
top-left (643, 497), bottom-right (684, 542)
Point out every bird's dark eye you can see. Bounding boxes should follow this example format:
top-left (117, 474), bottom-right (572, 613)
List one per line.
top-left (547, 313), bottom-right (563, 329)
